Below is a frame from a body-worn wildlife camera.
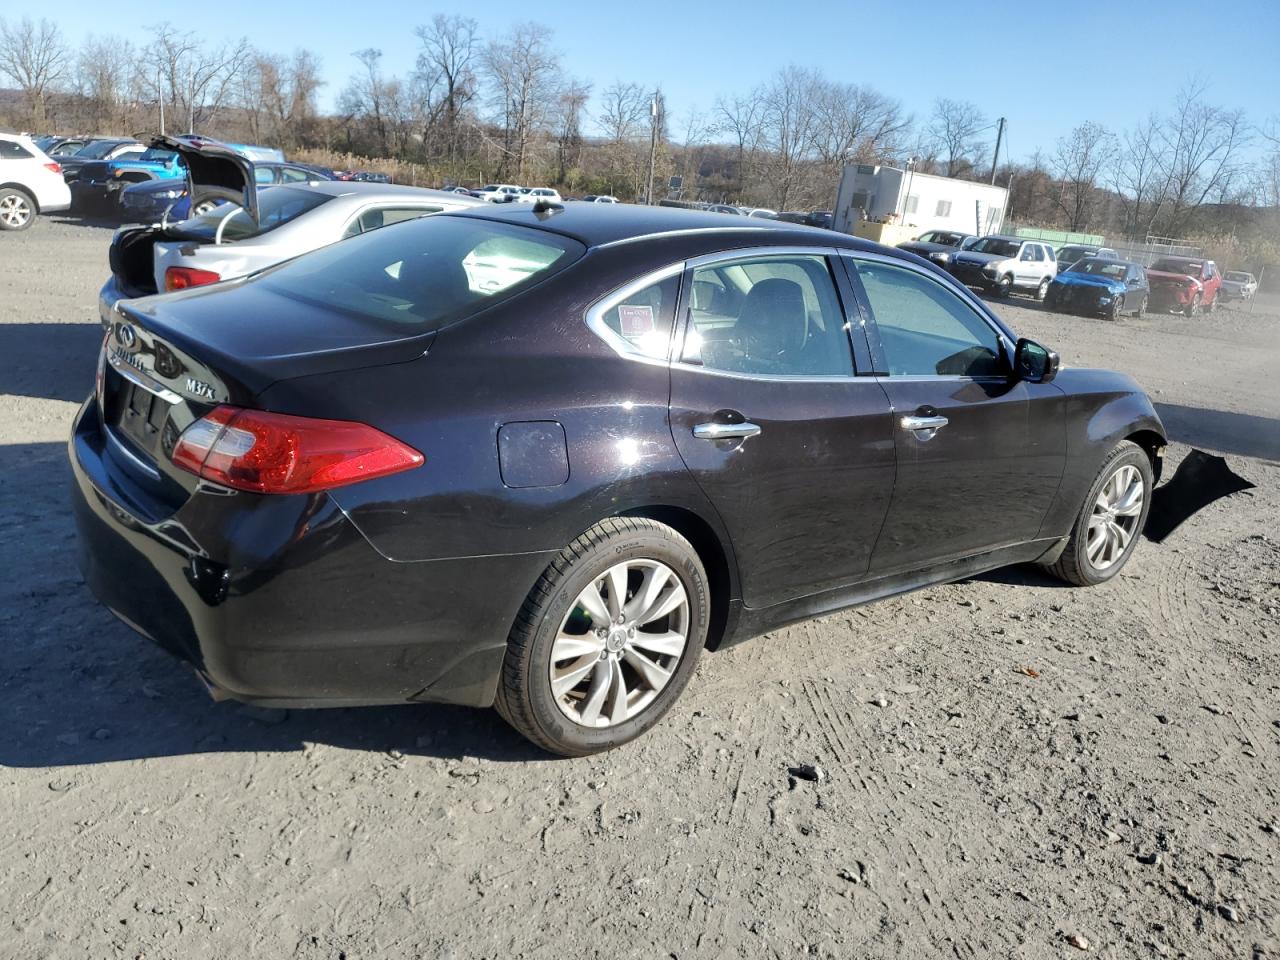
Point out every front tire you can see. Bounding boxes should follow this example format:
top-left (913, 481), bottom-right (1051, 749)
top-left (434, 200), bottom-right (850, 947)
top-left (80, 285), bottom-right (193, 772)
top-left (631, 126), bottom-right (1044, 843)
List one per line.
top-left (0, 188), bottom-right (36, 230)
top-left (1036, 277), bottom-right (1051, 301)
top-left (495, 518), bottom-right (709, 756)
top-left (1185, 293), bottom-right (1201, 317)
top-left (1107, 295), bottom-right (1124, 321)
top-left (1043, 441), bottom-right (1153, 587)
top-left (994, 274), bottom-right (1014, 298)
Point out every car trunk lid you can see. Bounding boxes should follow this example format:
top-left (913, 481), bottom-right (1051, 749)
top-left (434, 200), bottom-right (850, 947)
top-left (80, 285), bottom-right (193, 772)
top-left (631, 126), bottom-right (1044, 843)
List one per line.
top-left (98, 287), bottom-right (433, 514)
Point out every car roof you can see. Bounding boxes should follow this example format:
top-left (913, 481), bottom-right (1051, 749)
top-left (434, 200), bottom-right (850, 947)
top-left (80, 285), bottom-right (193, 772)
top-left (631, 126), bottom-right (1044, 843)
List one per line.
top-left (443, 202), bottom-right (856, 250)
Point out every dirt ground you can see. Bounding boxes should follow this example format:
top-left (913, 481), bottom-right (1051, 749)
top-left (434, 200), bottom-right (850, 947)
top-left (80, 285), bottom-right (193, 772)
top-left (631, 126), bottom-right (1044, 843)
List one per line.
top-left (2, 216), bottom-right (1278, 960)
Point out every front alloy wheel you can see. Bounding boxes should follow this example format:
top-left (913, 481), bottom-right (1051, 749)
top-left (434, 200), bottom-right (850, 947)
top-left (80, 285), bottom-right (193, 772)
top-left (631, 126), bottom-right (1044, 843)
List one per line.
top-left (0, 189), bottom-right (34, 230)
top-left (1107, 295), bottom-right (1125, 321)
top-left (996, 274), bottom-right (1014, 298)
top-left (1043, 440), bottom-right (1153, 586)
top-left (1036, 277), bottom-right (1051, 301)
top-left (496, 518), bottom-right (708, 755)
top-left (1185, 293), bottom-right (1202, 317)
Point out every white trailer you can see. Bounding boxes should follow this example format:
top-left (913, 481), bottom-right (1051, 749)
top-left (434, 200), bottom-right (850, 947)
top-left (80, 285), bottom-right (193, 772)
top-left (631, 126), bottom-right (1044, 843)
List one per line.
top-left (831, 164), bottom-right (1009, 238)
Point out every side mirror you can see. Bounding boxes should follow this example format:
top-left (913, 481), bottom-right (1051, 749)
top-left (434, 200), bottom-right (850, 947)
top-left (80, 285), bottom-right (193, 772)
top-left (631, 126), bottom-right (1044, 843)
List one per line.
top-left (1014, 338), bottom-right (1059, 383)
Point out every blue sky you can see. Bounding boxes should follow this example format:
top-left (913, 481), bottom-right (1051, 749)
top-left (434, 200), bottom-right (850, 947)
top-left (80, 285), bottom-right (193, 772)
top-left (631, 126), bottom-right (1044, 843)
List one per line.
top-left (16, 0), bottom-right (1280, 159)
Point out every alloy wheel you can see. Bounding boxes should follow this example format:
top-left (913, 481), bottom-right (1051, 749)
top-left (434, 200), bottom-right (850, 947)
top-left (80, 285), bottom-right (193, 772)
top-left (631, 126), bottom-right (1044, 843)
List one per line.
top-left (549, 558), bottom-right (690, 728)
top-left (1036, 277), bottom-right (1050, 300)
top-left (0, 193), bottom-right (32, 228)
top-left (1086, 464), bottom-right (1144, 571)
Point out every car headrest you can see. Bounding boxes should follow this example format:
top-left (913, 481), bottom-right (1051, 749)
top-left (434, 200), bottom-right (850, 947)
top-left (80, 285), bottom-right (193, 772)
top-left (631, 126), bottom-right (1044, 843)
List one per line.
top-left (736, 278), bottom-right (807, 359)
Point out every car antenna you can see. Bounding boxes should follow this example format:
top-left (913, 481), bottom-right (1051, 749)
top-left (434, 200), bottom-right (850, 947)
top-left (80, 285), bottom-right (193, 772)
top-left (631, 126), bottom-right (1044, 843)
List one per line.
top-left (532, 198), bottom-right (564, 217)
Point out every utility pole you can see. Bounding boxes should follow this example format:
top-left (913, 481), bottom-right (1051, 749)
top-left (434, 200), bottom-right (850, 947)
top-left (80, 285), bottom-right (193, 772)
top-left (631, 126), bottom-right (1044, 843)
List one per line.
top-left (157, 68), bottom-right (165, 135)
top-left (989, 117), bottom-right (1006, 185)
top-left (646, 93), bottom-right (660, 205)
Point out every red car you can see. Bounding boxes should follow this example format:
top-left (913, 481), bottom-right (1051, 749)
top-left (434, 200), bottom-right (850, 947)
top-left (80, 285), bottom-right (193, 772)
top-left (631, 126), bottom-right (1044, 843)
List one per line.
top-left (1145, 256), bottom-right (1222, 316)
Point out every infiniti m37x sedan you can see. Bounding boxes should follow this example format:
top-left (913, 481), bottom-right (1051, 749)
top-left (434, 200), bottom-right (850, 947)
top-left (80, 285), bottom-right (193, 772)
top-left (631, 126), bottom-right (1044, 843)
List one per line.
top-left (71, 205), bottom-right (1166, 755)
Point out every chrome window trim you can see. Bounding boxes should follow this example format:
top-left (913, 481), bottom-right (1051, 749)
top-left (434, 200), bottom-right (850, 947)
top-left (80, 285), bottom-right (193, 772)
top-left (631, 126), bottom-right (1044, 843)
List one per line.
top-left (837, 248), bottom-right (1017, 363)
top-left (593, 226), bottom-right (773, 250)
top-left (584, 261), bottom-right (686, 366)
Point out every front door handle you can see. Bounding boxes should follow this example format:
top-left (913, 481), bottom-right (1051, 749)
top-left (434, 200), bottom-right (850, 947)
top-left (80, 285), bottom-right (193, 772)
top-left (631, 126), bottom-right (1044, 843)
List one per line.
top-left (900, 415), bottom-right (948, 431)
top-left (693, 421), bottom-right (762, 440)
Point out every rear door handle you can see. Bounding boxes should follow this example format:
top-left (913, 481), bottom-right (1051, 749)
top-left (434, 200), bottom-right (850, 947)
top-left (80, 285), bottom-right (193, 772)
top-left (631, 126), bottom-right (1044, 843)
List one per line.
top-left (693, 421), bottom-right (762, 440)
top-left (900, 415), bottom-right (949, 432)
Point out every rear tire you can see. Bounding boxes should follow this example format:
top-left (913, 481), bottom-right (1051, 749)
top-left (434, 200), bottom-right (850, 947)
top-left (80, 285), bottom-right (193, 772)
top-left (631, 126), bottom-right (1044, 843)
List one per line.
top-left (1042, 441), bottom-right (1153, 587)
top-left (1135, 295), bottom-right (1147, 317)
top-left (495, 518), bottom-right (709, 756)
top-left (0, 188), bottom-right (36, 230)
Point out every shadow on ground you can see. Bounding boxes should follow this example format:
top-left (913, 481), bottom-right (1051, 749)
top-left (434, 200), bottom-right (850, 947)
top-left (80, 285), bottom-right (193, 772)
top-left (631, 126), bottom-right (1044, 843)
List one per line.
top-left (1154, 403), bottom-right (1280, 461)
top-left (0, 440), bottom-right (549, 770)
top-left (0, 322), bottom-right (102, 403)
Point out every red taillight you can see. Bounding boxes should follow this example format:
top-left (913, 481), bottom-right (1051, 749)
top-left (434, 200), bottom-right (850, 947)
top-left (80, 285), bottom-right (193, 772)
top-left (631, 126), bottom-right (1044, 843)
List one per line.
top-left (164, 266), bottom-right (222, 292)
top-left (44, 161), bottom-right (61, 174)
top-left (171, 405), bottom-right (424, 494)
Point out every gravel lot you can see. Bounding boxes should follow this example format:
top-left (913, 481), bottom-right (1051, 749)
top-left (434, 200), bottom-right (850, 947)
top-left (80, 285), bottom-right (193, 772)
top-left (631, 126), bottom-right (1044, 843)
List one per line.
top-left (2, 216), bottom-right (1278, 959)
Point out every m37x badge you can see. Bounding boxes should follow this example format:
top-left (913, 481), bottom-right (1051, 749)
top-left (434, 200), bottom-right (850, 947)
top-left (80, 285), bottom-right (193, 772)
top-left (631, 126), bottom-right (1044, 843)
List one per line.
top-left (184, 377), bottom-right (218, 401)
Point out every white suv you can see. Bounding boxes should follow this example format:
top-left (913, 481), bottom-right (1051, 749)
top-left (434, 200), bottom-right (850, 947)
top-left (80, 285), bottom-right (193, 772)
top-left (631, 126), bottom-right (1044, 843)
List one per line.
top-left (472, 183), bottom-right (524, 203)
top-left (0, 133), bottom-right (72, 231)
top-left (945, 235), bottom-right (1059, 299)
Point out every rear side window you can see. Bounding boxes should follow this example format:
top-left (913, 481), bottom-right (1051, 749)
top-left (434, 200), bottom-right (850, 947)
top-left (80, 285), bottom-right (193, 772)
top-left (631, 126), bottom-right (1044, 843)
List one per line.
top-left (682, 254), bottom-right (853, 377)
top-left (594, 272), bottom-right (680, 360)
top-left (0, 140), bottom-right (33, 160)
top-left (260, 215), bottom-right (585, 331)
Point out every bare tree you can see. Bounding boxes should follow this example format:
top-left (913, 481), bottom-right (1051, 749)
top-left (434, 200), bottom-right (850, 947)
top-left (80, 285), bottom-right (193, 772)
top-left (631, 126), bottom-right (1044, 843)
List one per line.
top-left (755, 66), bottom-right (822, 210)
top-left (0, 17), bottom-right (71, 130)
top-left (553, 78), bottom-right (590, 185)
top-left (75, 34), bottom-right (136, 134)
top-left (144, 24), bottom-right (250, 134)
top-left (240, 48), bottom-right (324, 149)
top-left (1150, 83), bottom-right (1249, 235)
top-left (1110, 114), bottom-right (1167, 239)
top-left (928, 98), bottom-right (987, 178)
top-left (339, 48), bottom-right (398, 155)
top-left (810, 80), bottom-right (910, 179)
top-left (1051, 121), bottom-right (1115, 231)
top-left (713, 91), bottom-right (764, 194)
top-left (481, 22), bottom-right (562, 181)
top-left (413, 15), bottom-right (478, 161)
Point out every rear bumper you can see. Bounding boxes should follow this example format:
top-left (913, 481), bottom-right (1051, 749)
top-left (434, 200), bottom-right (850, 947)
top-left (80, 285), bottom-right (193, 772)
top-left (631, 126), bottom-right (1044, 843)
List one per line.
top-left (70, 398), bottom-right (546, 708)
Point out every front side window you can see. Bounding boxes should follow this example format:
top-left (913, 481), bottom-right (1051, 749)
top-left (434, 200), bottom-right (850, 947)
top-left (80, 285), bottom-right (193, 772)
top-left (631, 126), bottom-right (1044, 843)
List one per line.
top-left (260, 215), bottom-right (584, 332)
top-left (682, 255), bottom-right (853, 377)
top-left (854, 259), bottom-right (1005, 378)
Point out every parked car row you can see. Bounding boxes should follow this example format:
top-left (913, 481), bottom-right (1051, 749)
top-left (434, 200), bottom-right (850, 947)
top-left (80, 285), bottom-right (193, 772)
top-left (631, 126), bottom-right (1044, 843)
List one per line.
top-left (890, 225), bottom-right (1249, 320)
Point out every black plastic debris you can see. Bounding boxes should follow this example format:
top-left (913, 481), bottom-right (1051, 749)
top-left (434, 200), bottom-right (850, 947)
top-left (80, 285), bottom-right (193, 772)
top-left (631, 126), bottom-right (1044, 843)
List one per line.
top-left (1145, 449), bottom-right (1255, 543)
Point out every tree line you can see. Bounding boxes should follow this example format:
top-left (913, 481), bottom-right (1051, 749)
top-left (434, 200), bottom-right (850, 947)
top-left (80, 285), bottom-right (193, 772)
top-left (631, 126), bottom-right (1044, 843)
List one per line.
top-left (2, 15), bottom-right (1277, 250)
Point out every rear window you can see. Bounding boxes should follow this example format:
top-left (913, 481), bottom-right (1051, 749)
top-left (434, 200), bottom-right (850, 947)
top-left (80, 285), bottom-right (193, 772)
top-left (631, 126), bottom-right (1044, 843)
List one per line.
top-left (258, 215), bottom-right (585, 331)
top-left (171, 186), bottom-right (334, 242)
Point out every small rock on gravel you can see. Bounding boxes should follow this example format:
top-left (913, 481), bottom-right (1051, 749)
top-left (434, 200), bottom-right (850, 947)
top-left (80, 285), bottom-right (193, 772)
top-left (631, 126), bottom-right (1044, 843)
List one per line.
top-left (787, 763), bottom-right (826, 783)
top-left (1065, 933), bottom-right (1090, 950)
top-left (1202, 704), bottom-right (1225, 715)
top-left (1217, 904), bottom-right (1242, 923)
top-left (1137, 852), bottom-right (1163, 866)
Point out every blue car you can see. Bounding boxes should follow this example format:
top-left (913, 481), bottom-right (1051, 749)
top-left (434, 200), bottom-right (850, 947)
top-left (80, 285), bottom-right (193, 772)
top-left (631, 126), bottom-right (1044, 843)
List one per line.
top-left (120, 160), bottom-right (336, 222)
top-left (1044, 258), bottom-right (1150, 320)
top-left (74, 135), bottom-right (285, 215)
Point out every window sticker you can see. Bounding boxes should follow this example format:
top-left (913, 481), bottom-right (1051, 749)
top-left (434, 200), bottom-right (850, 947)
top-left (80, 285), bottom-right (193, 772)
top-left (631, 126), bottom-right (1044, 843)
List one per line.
top-left (617, 304), bottom-right (655, 338)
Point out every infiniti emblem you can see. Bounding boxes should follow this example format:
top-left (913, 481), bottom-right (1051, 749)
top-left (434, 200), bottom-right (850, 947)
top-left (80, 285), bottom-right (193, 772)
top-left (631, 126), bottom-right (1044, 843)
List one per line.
top-left (116, 323), bottom-right (137, 350)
